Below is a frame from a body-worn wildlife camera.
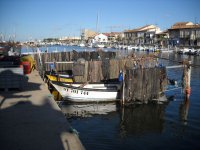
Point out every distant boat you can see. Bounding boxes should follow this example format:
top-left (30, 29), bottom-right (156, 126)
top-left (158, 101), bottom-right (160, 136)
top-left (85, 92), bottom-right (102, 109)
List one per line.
top-left (177, 48), bottom-right (190, 54)
top-left (93, 43), bottom-right (105, 48)
top-left (87, 43), bottom-right (93, 48)
top-left (51, 81), bottom-right (120, 102)
top-left (159, 48), bottom-right (173, 53)
top-left (79, 43), bottom-right (85, 47)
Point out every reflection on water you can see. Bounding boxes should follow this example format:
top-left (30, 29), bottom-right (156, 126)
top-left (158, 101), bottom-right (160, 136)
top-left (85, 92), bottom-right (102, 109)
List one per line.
top-left (120, 104), bottom-right (167, 137)
top-left (179, 97), bottom-right (190, 125)
top-left (58, 53), bottom-right (200, 150)
top-left (60, 102), bottom-right (119, 118)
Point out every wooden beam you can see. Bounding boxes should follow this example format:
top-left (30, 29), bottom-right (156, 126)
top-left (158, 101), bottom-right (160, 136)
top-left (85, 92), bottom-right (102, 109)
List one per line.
top-left (166, 65), bottom-right (183, 69)
top-left (45, 61), bottom-right (74, 64)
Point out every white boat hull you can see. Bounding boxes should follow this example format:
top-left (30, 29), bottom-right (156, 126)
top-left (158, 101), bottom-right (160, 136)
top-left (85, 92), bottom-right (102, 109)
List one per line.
top-left (51, 82), bottom-right (120, 102)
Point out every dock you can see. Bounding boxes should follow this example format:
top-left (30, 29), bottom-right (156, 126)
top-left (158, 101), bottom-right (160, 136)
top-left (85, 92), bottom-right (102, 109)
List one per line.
top-left (0, 70), bottom-right (84, 150)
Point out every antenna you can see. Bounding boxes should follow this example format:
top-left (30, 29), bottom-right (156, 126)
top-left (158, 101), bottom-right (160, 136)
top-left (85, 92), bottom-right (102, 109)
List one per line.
top-left (194, 17), bottom-right (197, 24)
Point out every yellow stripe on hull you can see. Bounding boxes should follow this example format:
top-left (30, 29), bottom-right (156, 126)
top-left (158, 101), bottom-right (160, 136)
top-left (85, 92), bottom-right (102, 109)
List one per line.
top-left (46, 75), bottom-right (73, 83)
top-left (52, 90), bottom-right (62, 101)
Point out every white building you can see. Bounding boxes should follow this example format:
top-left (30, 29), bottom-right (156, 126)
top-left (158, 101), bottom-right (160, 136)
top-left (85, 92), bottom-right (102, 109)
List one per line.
top-left (124, 24), bottom-right (161, 45)
top-left (93, 33), bottom-right (108, 43)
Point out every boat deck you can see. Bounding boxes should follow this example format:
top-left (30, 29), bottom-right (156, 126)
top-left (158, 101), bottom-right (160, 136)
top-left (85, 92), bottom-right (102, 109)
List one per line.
top-left (0, 70), bottom-right (84, 150)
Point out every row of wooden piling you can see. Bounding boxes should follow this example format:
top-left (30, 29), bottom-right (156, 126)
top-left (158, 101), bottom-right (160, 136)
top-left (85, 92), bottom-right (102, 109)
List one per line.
top-left (33, 51), bottom-right (167, 103)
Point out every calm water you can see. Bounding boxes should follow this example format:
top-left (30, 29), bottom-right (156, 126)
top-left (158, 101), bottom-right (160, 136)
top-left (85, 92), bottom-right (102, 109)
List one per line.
top-left (58, 51), bottom-right (200, 150)
top-left (21, 45), bottom-right (116, 53)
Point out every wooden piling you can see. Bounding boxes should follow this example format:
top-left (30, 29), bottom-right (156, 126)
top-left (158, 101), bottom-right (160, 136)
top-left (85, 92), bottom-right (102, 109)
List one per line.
top-left (33, 51), bottom-right (167, 103)
top-left (124, 67), bottom-right (167, 103)
top-left (182, 61), bottom-right (191, 99)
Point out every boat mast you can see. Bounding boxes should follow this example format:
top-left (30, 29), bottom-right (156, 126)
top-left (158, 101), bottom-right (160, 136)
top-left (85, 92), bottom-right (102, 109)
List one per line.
top-left (96, 12), bottom-right (99, 33)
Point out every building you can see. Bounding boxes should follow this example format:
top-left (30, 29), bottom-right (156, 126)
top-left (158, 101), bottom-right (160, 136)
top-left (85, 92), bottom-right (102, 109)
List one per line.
top-left (59, 36), bottom-right (81, 43)
top-left (168, 22), bottom-right (200, 47)
top-left (103, 32), bottom-right (124, 43)
top-left (81, 29), bottom-right (97, 41)
top-left (155, 30), bottom-right (169, 48)
top-left (92, 33), bottom-right (108, 43)
top-left (124, 25), bottom-right (161, 45)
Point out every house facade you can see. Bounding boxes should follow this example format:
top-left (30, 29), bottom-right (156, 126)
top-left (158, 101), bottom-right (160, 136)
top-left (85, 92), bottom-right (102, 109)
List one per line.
top-left (124, 25), bottom-right (161, 45)
top-left (168, 22), bottom-right (200, 47)
top-left (155, 30), bottom-right (169, 48)
top-left (103, 32), bottom-right (124, 43)
top-left (81, 29), bottom-right (97, 41)
top-left (92, 33), bottom-right (108, 43)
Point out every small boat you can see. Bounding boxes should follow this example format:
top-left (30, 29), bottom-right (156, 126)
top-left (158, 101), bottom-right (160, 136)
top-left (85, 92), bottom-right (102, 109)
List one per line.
top-left (177, 48), bottom-right (190, 54)
top-left (51, 81), bottom-right (121, 102)
top-left (93, 43), bottom-right (105, 48)
top-left (79, 43), bottom-right (85, 47)
top-left (45, 71), bottom-right (73, 83)
top-left (159, 48), bottom-right (173, 53)
top-left (185, 48), bottom-right (197, 55)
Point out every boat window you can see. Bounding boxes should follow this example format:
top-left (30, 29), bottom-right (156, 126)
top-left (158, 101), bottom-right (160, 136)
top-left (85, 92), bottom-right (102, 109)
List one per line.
top-left (87, 92), bottom-right (88, 95)
top-left (64, 88), bottom-right (66, 91)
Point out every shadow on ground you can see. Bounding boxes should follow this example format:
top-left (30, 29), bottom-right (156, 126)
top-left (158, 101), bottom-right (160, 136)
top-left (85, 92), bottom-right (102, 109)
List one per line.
top-left (0, 98), bottom-right (77, 150)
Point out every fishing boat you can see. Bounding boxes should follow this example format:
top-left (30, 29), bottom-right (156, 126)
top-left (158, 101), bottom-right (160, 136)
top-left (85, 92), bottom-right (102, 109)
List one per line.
top-left (45, 71), bottom-right (73, 83)
top-left (51, 81), bottom-right (121, 102)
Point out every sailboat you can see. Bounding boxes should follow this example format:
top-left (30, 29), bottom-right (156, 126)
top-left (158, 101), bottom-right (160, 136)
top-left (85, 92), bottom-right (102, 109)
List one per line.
top-left (92, 12), bottom-right (105, 49)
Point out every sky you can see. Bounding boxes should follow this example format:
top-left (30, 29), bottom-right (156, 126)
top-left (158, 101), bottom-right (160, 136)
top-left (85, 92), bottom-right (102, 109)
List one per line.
top-left (0, 0), bottom-right (200, 41)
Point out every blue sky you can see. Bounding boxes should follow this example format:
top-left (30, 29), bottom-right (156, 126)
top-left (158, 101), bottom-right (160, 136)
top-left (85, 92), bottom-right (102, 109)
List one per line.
top-left (0, 0), bottom-right (200, 41)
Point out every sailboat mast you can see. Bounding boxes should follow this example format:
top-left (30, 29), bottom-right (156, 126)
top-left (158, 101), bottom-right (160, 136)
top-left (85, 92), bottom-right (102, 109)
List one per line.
top-left (96, 12), bottom-right (99, 33)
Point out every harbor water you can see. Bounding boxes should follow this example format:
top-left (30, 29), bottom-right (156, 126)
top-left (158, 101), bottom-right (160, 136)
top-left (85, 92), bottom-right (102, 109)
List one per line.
top-left (23, 46), bottom-right (200, 149)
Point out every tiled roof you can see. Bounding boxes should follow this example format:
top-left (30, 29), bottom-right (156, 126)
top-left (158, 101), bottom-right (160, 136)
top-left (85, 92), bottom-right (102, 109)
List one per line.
top-left (124, 25), bottom-right (157, 33)
top-left (156, 30), bottom-right (168, 35)
top-left (170, 24), bottom-right (200, 29)
top-left (102, 32), bottom-right (121, 36)
top-left (169, 21), bottom-right (200, 29)
top-left (173, 22), bottom-right (192, 26)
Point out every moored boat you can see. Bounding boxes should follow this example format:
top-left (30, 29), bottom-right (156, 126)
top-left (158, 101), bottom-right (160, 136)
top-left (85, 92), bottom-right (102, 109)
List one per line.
top-left (51, 81), bottom-right (121, 102)
top-left (93, 43), bottom-right (105, 48)
top-left (79, 43), bottom-right (85, 47)
top-left (45, 71), bottom-right (73, 83)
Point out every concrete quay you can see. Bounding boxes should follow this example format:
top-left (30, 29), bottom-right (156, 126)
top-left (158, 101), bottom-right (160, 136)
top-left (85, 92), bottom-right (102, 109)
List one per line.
top-left (0, 70), bottom-right (84, 150)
